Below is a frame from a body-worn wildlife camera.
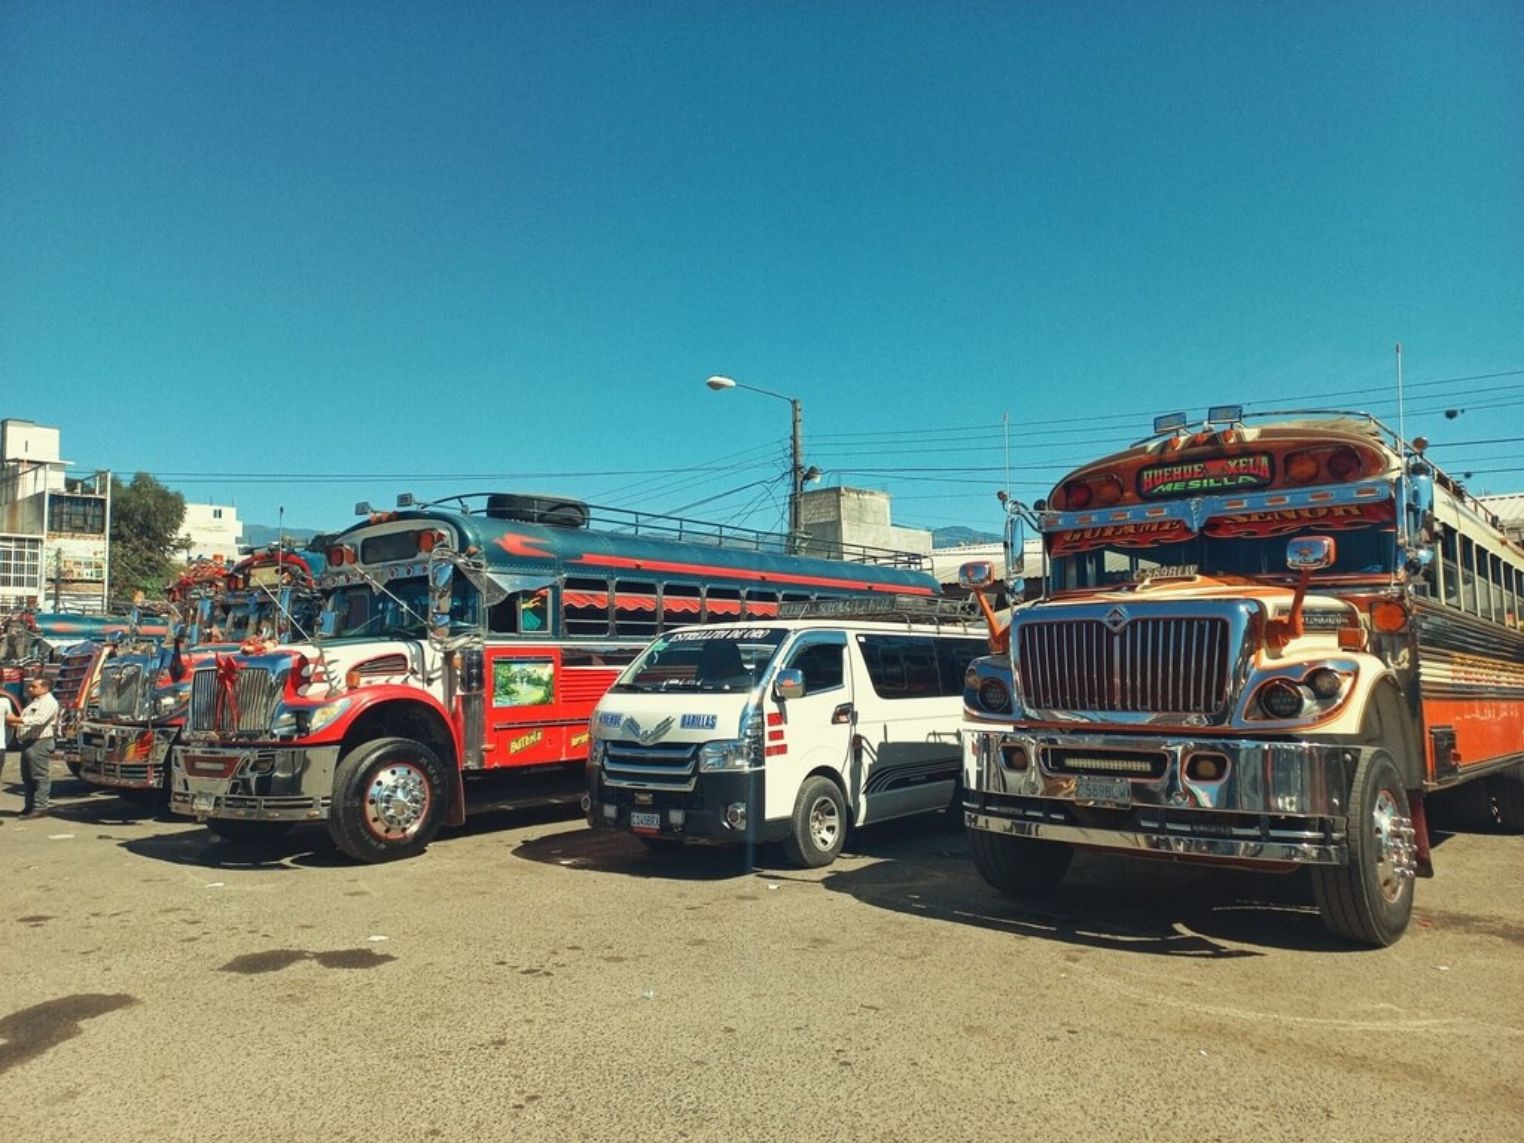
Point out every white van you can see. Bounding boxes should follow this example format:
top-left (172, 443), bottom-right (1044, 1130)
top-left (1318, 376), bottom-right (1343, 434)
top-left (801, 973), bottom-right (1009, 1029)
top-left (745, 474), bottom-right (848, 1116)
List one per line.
top-left (585, 599), bottom-right (987, 866)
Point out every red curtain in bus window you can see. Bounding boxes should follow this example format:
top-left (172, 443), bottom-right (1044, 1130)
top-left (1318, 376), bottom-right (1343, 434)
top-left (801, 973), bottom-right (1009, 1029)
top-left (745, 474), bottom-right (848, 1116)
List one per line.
top-left (663, 595), bottom-right (702, 625)
top-left (613, 593), bottom-right (658, 612)
top-left (745, 599), bottom-right (780, 617)
top-left (706, 598), bottom-right (742, 615)
top-left (563, 591), bottom-right (609, 608)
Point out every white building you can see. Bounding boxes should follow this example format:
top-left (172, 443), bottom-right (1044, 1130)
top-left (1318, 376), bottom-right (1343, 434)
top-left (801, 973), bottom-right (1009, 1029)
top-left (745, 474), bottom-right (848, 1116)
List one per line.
top-left (0, 418), bottom-right (112, 613)
top-left (182, 502), bottom-right (244, 562)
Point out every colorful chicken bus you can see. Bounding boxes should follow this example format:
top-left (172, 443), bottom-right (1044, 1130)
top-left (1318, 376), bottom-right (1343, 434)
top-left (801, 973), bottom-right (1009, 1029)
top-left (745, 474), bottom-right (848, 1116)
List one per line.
top-left (76, 548), bottom-right (324, 805)
top-left (171, 493), bottom-right (941, 862)
top-left (3, 611), bottom-right (171, 767)
top-left (959, 407), bottom-right (1524, 947)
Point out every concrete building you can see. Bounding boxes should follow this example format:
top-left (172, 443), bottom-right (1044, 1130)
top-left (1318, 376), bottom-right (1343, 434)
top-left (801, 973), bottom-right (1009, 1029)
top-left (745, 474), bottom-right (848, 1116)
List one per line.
top-left (796, 486), bottom-right (932, 563)
top-left (182, 502), bottom-right (244, 562)
top-left (0, 419), bottom-right (112, 613)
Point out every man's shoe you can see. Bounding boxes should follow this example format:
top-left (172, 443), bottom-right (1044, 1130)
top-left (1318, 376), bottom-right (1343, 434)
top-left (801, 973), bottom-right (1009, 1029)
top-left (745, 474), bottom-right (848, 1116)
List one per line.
top-left (18, 808), bottom-right (48, 820)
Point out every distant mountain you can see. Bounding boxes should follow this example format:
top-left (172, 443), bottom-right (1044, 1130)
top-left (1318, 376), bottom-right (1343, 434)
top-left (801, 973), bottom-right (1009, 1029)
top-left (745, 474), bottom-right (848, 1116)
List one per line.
top-left (932, 525), bottom-right (1002, 547)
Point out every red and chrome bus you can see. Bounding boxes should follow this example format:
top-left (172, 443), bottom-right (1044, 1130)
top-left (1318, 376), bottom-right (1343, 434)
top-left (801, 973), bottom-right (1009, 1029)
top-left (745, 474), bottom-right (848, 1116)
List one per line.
top-left (172, 493), bottom-right (940, 862)
top-left (77, 548), bottom-right (324, 805)
top-left (960, 407), bottom-right (1524, 946)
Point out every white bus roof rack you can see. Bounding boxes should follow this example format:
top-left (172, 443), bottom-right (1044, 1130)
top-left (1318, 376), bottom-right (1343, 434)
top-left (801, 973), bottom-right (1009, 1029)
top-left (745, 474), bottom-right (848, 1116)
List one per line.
top-left (777, 594), bottom-right (980, 626)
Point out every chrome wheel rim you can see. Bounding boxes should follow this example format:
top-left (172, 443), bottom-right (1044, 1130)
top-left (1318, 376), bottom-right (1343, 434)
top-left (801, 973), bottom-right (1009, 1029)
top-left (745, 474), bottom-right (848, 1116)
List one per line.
top-left (808, 795), bottom-right (841, 851)
top-left (364, 762), bottom-right (432, 841)
top-left (1370, 786), bottom-right (1417, 903)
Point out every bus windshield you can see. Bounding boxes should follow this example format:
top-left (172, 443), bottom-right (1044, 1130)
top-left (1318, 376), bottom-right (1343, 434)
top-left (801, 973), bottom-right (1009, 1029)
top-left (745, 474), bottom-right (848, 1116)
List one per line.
top-left (610, 628), bottom-right (787, 693)
top-left (1048, 523), bottom-right (1397, 591)
top-left (323, 576), bottom-right (479, 639)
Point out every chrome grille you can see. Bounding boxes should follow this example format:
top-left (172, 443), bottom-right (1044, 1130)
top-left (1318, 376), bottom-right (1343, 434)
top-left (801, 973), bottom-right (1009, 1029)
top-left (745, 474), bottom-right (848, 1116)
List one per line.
top-left (188, 665), bottom-right (280, 734)
top-left (98, 661), bottom-right (150, 719)
top-left (1016, 617), bottom-right (1231, 714)
top-left (53, 648), bottom-right (99, 707)
top-left (602, 741), bottom-right (699, 790)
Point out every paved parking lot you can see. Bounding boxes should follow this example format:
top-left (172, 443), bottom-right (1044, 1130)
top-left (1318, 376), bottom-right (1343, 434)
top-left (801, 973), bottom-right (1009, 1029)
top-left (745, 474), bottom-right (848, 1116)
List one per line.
top-left (4, 760), bottom-right (1523, 1142)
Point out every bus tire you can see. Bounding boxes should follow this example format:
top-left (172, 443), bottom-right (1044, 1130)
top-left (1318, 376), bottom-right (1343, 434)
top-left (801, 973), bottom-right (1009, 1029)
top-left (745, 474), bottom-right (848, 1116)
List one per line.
top-left (66, 758), bottom-right (83, 778)
top-left (782, 776), bottom-right (847, 868)
top-left (1311, 749), bottom-right (1416, 947)
top-left (1489, 765), bottom-right (1524, 832)
top-left (208, 819), bottom-right (293, 845)
top-left (327, 736), bottom-right (447, 863)
top-left (967, 827), bottom-right (1072, 895)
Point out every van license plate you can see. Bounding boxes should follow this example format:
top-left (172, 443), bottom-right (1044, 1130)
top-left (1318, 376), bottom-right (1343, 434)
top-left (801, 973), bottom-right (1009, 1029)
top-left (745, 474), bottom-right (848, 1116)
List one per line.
top-left (1074, 776), bottom-right (1131, 806)
top-left (191, 793), bottom-right (215, 815)
top-left (629, 811), bottom-right (661, 831)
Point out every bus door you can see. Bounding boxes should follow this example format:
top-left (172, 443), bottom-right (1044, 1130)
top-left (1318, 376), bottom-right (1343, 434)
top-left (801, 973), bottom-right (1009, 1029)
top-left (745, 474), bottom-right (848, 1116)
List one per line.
top-left (483, 646), bottom-right (574, 769)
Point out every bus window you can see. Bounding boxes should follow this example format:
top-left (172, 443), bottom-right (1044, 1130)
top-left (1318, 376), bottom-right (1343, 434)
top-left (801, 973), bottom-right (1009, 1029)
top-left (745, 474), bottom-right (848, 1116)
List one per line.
top-left (1439, 526), bottom-right (1460, 607)
top-left (1460, 536), bottom-right (1478, 614)
top-left (744, 590), bottom-right (779, 618)
top-left (614, 581), bottom-right (658, 638)
top-left (661, 584), bottom-right (701, 631)
top-left (705, 586), bottom-right (742, 621)
top-left (564, 577), bottom-right (610, 637)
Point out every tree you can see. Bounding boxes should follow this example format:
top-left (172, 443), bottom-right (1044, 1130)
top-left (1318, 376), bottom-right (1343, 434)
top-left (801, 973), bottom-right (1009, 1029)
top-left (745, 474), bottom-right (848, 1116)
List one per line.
top-left (110, 473), bottom-right (187, 599)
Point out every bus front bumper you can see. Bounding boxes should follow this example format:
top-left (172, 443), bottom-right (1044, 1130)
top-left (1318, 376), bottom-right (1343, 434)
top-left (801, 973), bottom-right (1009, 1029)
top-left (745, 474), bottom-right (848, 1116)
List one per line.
top-left (170, 744), bottom-right (341, 822)
top-left (962, 730), bottom-right (1361, 866)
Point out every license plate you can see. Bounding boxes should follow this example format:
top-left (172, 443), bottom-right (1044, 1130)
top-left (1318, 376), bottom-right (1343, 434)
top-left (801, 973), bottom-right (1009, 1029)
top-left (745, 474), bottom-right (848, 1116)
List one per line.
top-left (629, 811), bottom-right (661, 831)
top-left (191, 793), bottom-right (216, 815)
top-left (1074, 775), bottom-right (1131, 806)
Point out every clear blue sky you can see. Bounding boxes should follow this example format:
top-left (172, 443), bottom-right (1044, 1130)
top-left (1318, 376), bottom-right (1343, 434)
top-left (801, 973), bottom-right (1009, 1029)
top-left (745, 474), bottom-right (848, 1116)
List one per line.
top-left (3, 2), bottom-right (1521, 538)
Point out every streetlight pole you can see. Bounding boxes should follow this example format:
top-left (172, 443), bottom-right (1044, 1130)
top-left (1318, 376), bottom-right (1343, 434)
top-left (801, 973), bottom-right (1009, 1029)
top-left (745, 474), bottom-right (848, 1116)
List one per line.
top-left (706, 375), bottom-right (806, 550)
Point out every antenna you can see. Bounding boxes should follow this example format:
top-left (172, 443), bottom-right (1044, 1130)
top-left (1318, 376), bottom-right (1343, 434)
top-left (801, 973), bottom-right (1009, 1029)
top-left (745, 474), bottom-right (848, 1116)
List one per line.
top-left (1003, 411), bottom-right (1011, 495)
top-left (1395, 342), bottom-right (1406, 458)
top-left (278, 506), bottom-right (286, 564)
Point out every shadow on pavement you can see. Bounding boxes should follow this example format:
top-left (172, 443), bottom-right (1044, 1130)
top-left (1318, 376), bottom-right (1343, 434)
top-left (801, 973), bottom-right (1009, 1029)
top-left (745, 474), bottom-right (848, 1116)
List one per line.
top-left (809, 822), bottom-right (1367, 957)
top-left (119, 824), bottom-right (352, 871)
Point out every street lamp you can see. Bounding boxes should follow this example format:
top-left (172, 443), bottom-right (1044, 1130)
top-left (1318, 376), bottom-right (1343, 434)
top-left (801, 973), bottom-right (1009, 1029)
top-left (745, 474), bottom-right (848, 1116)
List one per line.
top-left (706, 375), bottom-right (807, 549)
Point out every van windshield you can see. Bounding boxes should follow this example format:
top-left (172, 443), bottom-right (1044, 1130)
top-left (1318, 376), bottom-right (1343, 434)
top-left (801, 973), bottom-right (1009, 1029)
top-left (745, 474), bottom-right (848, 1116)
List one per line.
top-left (610, 628), bottom-right (787, 693)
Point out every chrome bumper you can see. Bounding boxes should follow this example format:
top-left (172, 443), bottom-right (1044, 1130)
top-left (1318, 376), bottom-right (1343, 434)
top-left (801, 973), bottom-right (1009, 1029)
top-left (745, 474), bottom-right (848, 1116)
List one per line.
top-left (170, 744), bottom-right (341, 823)
top-left (962, 730), bottom-right (1358, 866)
top-left (78, 722), bottom-right (175, 789)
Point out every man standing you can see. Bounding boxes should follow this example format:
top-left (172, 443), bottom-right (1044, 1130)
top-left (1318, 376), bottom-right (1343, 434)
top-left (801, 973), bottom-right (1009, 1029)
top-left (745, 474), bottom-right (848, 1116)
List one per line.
top-left (7, 676), bottom-right (59, 819)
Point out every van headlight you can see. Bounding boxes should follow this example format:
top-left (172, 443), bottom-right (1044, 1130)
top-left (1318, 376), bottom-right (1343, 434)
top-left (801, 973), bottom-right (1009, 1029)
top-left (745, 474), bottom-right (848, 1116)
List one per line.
top-left (700, 739), bottom-right (751, 771)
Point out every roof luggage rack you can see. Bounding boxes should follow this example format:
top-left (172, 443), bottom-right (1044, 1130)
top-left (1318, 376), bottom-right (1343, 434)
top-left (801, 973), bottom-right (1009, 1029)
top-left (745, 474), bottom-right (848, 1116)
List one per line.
top-left (777, 594), bottom-right (979, 626)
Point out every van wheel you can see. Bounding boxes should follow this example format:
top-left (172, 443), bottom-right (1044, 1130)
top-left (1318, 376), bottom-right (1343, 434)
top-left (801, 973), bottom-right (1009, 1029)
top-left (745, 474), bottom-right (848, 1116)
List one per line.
top-left (1489, 765), bottom-right (1524, 832)
top-left (328, 737), bottom-right (448, 863)
top-left (782, 777), bottom-right (847, 868)
top-left (208, 819), bottom-right (293, 845)
top-left (968, 828), bottom-right (1072, 895)
top-left (1311, 749), bottom-right (1416, 947)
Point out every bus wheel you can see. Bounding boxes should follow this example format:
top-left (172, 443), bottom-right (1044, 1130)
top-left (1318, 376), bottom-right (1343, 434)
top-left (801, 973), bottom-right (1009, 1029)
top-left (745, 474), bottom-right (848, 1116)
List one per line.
top-left (967, 828), bottom-right (1072, 895)
top-left (782, 776), bottom-right (847, 868)
top-left (1489, 765), bottom-right (1524, 832)
top-left (208, 819), bottom-right (293, 845)
top-left (1311, 750), bottom-right (1417, 947)
top-left (66, 758), bottom-right (83, 778)
top-left (328, 737), bottom-right (447, 863)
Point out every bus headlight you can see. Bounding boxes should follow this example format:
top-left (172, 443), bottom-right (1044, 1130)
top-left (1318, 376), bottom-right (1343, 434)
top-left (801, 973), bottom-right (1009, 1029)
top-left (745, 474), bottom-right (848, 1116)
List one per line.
top-left (700, 739), bottom-right (750, 771)
top-left (306, 699), bottom-right (351, 734)
top-left (1257, 678), bottom-right (1305, 720)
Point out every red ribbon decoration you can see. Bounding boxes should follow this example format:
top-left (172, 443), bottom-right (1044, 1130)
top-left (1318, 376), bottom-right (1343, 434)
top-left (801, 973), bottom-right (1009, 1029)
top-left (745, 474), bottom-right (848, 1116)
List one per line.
top-left (213, 652), bottom-right (241, 729)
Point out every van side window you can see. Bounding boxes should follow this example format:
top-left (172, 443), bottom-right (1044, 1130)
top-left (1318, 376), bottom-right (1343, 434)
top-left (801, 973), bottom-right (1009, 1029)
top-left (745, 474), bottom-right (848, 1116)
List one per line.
top-left (857, 634), bottom-right (939, 698)
top-left (857, 634), bottom-right (986, 698)
top-left (786, 642), bottom-right (844, 693)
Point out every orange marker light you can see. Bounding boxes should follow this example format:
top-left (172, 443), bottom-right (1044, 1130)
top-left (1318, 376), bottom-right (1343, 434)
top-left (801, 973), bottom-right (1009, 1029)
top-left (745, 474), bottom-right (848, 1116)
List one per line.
top-left (1371, 600), bottom-right (1408, 633)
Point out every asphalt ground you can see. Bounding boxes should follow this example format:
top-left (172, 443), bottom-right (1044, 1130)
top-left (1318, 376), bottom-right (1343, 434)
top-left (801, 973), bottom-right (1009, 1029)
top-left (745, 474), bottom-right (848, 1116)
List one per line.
top-left (3, 756), bottom-right (1522, 1143)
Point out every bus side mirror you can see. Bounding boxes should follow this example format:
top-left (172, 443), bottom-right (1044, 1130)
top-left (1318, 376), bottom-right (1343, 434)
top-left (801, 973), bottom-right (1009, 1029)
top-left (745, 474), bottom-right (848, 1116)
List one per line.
top-left (773, 668), bottom-right (806, 700)
top-left (1286, 536), bottom-right (1336, 571)
top-left (317, 611), bottom-right (339, 638)
top-left (958, 560), bottom-right (997, 589)
top-left (428, 557), bottom-right (455, 644)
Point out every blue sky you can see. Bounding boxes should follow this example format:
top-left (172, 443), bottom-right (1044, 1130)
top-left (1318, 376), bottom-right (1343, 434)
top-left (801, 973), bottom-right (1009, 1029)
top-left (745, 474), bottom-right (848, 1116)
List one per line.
top-left (3, 2), bottom-right (1521, 539)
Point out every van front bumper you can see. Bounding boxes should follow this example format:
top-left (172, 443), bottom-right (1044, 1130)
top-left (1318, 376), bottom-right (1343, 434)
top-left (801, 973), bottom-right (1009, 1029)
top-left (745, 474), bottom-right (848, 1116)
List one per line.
top-left (587, 768), bottom-right (787, 845)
